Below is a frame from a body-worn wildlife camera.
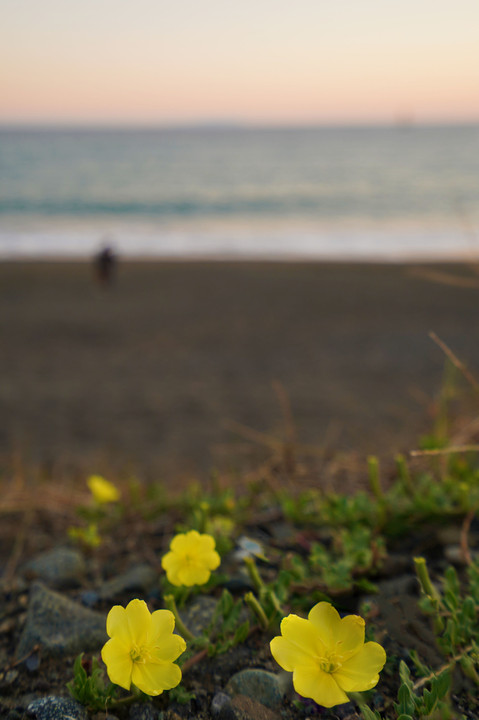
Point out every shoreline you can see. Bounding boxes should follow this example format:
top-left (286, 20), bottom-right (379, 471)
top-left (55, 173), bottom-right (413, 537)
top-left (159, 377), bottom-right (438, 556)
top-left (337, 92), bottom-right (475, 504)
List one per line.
top-left (1, 252), bottom-right (479, 264)
top-left (1, 260), bottom-right (478, 485)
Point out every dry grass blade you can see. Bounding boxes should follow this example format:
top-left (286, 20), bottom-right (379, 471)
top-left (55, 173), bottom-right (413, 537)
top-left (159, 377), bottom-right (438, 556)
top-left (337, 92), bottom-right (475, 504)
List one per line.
top-left (460, 508), bottom-right (475, 566)
top-left (429, 331), bottom-right (479, 395)
top-left (409, 268), bottom-right (479, 289)
top-left (410, 445), bottom-right (479, 457)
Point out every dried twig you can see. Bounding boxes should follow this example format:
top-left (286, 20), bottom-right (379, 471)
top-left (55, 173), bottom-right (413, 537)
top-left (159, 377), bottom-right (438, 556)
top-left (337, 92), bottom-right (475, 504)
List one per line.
top-left (413, 645), bottom-right (473, 691)
top-left (2, 507), bottom-right (34, 582)
top-left (460, 508), bottom-right (476, 566)
top-left (410, 445), bottom-right (479, 457)
top-left (429, 331), bottom-right (479, 395)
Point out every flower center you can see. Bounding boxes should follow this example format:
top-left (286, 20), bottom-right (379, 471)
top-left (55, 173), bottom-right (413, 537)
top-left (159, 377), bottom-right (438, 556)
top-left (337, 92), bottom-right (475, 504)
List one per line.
top-left (130, 643), bottom-right (150, 663)
top-left (183, 552), bottom-right (197, 567)
top-left (317, 653), bottom-right (342, 673)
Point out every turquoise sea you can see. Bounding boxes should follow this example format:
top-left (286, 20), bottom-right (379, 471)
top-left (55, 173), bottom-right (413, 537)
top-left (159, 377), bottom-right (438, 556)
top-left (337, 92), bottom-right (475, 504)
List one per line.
top-left (0, 124), bottom-right (478, 260)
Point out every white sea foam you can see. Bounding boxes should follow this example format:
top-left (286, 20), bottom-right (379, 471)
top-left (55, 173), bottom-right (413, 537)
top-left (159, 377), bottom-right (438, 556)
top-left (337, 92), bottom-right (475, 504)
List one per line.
top-left (0, 217), bottom-right (477, 262)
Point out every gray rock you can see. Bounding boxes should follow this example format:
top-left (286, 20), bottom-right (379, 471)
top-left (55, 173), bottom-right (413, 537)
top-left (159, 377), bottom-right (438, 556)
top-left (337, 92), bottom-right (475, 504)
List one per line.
top-left (98, 564), bottom-right (157, 601)
top-left (231, 695), bottom-right (279, 720)
top-left (16, 582), bottom-right (107, 659)
top-left (444, 544), bottom-right (478, 565)
top-left (4, 669), bottom-right (19, 684)
top-left (26, 696), bottom-right (88, 719)
top-left (21, 548), bottom-right (86, 589)
top-left (226, 669), bottom-right (291, 710)
top-left (181, 595), bottom-right (218, 636)
top-left (211, 692), bottom-right (236, 720)
top-left (128, 704), bottom-right (160, 720)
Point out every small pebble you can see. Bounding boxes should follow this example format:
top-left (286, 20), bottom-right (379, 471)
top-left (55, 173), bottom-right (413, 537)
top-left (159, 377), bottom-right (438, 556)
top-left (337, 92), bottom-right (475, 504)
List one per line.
top-left (27, 696), bottom-right (88, 719)
top-left (129, 704), bottom-right (159, 720)
top-left (226, 669), bottom-right (289, 710)
top-left (21, 548), bottom-right (85, 589)
top-left (80, 590), bottom-right (100, 608)
top-left (211, 692), bottom-right (236, 720)
top-left (4, 669), bottom-right (19, 685)
top-left (25, 652), bottom-right (41, 673)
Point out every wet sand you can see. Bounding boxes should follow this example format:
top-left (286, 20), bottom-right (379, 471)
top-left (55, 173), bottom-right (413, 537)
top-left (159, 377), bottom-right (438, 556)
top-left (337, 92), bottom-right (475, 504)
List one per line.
top-left (0, 261), bottom-right (478, 484)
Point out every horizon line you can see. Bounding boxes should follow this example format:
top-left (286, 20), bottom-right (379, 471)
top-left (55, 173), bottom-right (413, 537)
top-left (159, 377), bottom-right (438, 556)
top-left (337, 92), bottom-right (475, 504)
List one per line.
top-left (1, 118), bottom-right (479, 131)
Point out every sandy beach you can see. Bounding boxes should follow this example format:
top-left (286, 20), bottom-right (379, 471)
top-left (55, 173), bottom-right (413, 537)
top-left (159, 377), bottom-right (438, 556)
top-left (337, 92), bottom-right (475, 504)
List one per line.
top-left (0, 260), bottom-right (478, 486)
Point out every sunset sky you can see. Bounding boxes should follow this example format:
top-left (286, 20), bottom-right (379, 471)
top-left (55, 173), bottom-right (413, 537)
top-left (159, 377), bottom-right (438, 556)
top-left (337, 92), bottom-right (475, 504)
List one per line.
top-left (2, 0), bottom-right (479, 126)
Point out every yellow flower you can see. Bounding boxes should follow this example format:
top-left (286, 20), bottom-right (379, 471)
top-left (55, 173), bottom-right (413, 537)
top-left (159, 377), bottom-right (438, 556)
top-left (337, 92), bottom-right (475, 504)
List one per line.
top-left (68, 522), bottom-right (102, 548)
top-left (87, 475), bottom-right (120, 504)
top-left (101, 599), bottom-right (186, 696)
top-left (161, 530), bottom-right (221, 587)
top-left (270, 601), bottom-right (386, 708)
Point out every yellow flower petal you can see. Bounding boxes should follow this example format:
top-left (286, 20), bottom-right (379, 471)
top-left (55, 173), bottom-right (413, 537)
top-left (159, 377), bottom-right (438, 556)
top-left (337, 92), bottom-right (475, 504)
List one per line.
top-left (106, 605), bottom-right (131, 646)
top-left (151, 633), bottom-right (186, 662)
top-left (87, 475), bottom-right (120, 503)
top-left (101, 637), bottom-right (132, 690)
top-left (334, 614), bottom-right (366, 659)
top-left (333, 641), bottom-right (387, 692)
top-left (161, 552), bottom-right (188, 586)
top-left (271, 615), bottom-right (324, 671)
top-left (293, 665), bottom-right (349, 708)
top-left (202, 548), bottom-right (221, 570)
top-left (178, 564), bottom-right (211, 587)
top-left (308, 602), bottom-right (341, 651)
top-left (132, 660), bottom-right (182, 696)
top-left (170, 530), bottom-right (198, 553)
top-left (149, 608), bottom-right (175, 639)
top-left (197, 533), bottom-right (216, 553)
top-left (281, 614), bottom-right (326, 656)
top-left (124, 599), bottom-right (151, 645)
top-left (270, 636), bottom-right (306, 673)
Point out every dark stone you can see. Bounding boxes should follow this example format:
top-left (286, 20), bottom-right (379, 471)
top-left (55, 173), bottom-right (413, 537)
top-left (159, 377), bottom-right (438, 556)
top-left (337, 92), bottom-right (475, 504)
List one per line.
top-left (25, 652), bottom-right (41, 672)
top-left (226, 669), bottom-right (289, 710)
top-left (231, 695), bottom-right (279, 720)
top-left (98, 564), bottom-right (157, 601)
top-left (129, 703), bottom-right (160, 720)
top-left (80, 590), bottom-right (100, 608)
top-left (181, 596), bottom-right (218, 636)
top-left (211, 692), bottom-right (236, 720)
top-left (222, 576), bottom-right (255, 593)
top-left (16, 582), bottom-right (107, 659)
top-left (4, 669), bottom-right (19, 685)
top-left (21, 548), bottom-right (85, 589)
top-left (26, 696), bottom-right (88, 719)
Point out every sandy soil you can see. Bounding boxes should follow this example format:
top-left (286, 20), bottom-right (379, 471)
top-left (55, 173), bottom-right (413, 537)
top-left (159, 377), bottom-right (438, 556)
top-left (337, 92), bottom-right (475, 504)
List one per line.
top-left (0, 260), bottom-right (478, 487)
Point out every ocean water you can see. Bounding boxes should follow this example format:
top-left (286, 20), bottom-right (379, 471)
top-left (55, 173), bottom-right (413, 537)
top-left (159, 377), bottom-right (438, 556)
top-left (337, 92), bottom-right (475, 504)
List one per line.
top-left (0, 125), bottom-right (478, 261)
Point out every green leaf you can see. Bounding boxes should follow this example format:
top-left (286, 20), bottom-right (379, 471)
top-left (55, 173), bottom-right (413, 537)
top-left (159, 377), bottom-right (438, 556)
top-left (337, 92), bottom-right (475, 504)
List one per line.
top-left (398, 661), bottom-right (413, 690)
top-left (73, 653), bottom-right (87, 683)
top-left (409, 650), bottom-right (431, 677)
top-left (435, 670), bottom-right (451, 699)
top-left (222, 600), bottom-right (242, 633)
top-left (462, 595), bottom-right (475, 620)
top-left (422, 687), bottom-right (437, 714)
top-left (233, 620), bottom-right (250, 645)
top-left (360, 705), bottom-right (382, 720)
top-left (396, 684), bottom-right (415, 715)
top-left (219, 589), bottom-right (234, 619)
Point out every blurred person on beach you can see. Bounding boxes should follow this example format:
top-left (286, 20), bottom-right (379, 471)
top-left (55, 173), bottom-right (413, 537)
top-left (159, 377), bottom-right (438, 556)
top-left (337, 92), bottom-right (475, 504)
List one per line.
top-left (94, 244), bottom-right (117, 287)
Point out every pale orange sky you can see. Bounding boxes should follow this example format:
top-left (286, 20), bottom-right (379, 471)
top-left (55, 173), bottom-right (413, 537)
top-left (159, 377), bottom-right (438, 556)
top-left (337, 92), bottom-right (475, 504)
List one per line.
top-left (2, 0), bottom-right (479, 125)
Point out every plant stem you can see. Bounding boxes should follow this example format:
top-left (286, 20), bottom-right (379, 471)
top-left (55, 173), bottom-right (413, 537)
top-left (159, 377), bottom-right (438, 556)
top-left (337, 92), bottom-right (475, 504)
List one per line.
top-left (243, 556), bottom-right (265, 593)
top-left (367, 456), bottom-right (383, 502)
top-left (163, 594), bottom-right (196, 641)
top-left (413, 557), bottom-right (441, 603)
top-left (244, 592), bottom-right (269, 630)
